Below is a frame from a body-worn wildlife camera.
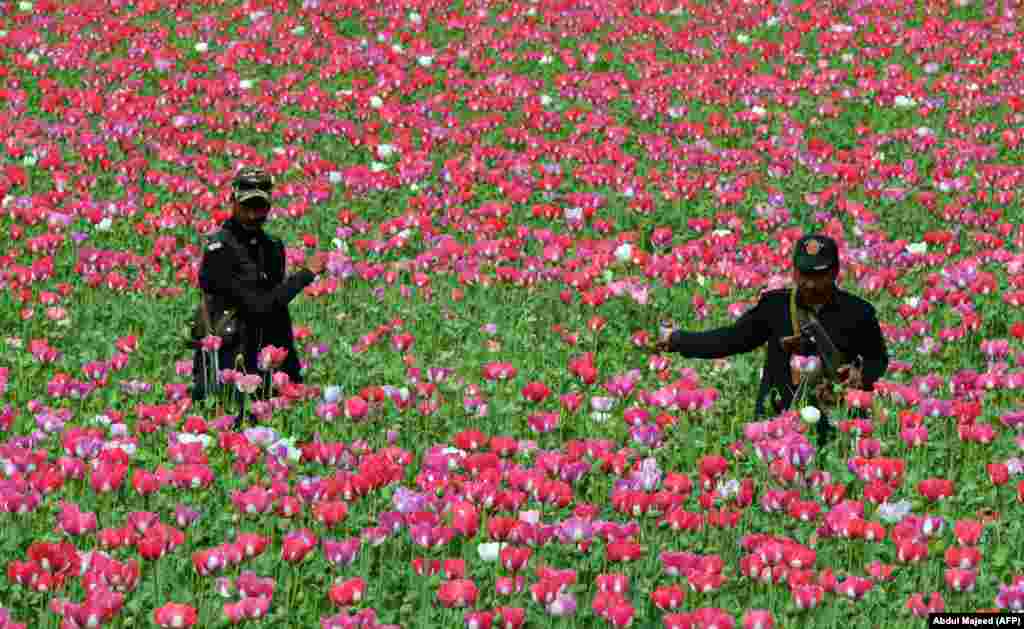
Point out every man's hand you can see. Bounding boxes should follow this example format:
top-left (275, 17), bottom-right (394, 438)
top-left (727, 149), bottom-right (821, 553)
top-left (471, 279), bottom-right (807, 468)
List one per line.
top-left (837, 365), bottom-right (864, 390)
top-left (304, 252), bottom-right (326, 275)
top-left (814, 365), bottom-right (864, 406)
top-left (780, 334), bottom-right (802, 354)
top-left (814, 381), bottom-right (840, 406)
top-left (647, 339), bottom-right (671, 354)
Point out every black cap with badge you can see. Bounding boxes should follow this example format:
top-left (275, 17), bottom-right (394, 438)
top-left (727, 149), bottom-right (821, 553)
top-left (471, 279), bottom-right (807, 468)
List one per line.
top-left (793, 234), bottom-right (839, 272)
top-left (232, 167), bottom-right (273, 209)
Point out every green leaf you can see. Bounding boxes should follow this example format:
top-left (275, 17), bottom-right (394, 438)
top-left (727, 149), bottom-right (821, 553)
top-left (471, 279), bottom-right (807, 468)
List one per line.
top-left (993, 547), bottom-right (1011, 568)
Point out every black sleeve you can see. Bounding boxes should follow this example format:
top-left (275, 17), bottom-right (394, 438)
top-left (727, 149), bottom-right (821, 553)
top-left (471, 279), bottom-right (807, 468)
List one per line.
top-left (856, 304), bottom-right (889, 389)
top-left (199, 244), bottom-right (315, 317)
top-left (667, 298), bottom-right (773, 359)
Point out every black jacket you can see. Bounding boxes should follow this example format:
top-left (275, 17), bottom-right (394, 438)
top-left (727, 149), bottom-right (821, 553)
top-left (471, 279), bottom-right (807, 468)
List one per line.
top-left (191, 217), bottom-right (315, 399)
top-left (667, 287), bottom-right (888, 417)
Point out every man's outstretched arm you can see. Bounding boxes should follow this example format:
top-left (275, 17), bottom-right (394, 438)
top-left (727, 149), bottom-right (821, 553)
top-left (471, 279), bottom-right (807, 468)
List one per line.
top-left (666, 301), bottom-right (773, 359)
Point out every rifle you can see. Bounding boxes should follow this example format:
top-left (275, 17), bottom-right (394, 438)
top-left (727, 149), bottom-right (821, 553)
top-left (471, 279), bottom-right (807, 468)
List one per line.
top-left (798, 317), bottom-right (846, 381)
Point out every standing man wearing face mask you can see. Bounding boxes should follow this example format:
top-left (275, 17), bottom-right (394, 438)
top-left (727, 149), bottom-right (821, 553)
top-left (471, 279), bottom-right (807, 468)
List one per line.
top-left (650, 234), bottom-right (889, 419)
top-left (190, 166), bottom-right (327, 403)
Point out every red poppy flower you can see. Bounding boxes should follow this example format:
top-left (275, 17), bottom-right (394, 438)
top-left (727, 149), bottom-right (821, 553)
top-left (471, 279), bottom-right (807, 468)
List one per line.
top-left (945, 545), bottom-right (982, 570)
top-left (329, 577), bottom-right (366, 606)
top-left (660, 508), bottom-right (703, 532)
top-left (906, 592), bottom-right (945, 618)
top-left (945, 568), bottom-right (977, 592)
top-left (664, 613), bottom-right (694, 629)
top-left (606, 541), bottom-right (643, 562)
top-left (596, 573), bottom-right (629, 594)
top-left (605, 601), bottom-right (634, 627)
top-left (651, 584), bottom-right (685, 610)
top-left (312, 501), bottom-right (349, 528)
top-left (437, 579), bottom-right (477, 608)
top-left (743, 609), bottom-right (774, 629)
top-left (499, 546), bottom-right (531, 573)
top-left (224, 596), bottom-right (270, 623)
top-left (897, 541), bottom-right (929, 563)
top-left (987, 463), bottom-right (1010, 486)
top-left (793, 584), bottom-right (824, 609)
top-left (663, 473), bottom-right (693, 495)
top-left (521, 381), bottom-right (550, 402)
top-left (453, 429), bottom-right (488, 451)
top-left (153, 603), bottom-right (197, 628)
top-left (280, 529), bottom-right (317, 563)
top-left (494, 607), bottom-right (525, 629)
top-left (917, 478), bottom-right (954, 501)
top-left (954, 519), bottom-right (984, 546)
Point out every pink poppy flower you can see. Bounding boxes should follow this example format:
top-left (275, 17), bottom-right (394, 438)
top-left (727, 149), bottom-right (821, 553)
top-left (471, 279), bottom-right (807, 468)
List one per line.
top-left (465, 610), bottom-right (494, 629)
top-left (224, 597), bottom-right (270, 623)
top-left (945, 568), bottom-right (977, 592)
top-left (906, 592), bottom-right (944, 618)
top-left (742, 609), bottom-right (774, 629)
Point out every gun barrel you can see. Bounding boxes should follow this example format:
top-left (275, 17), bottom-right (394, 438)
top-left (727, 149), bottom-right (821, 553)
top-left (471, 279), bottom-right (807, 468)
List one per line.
top-left (801, 319), bottom-right (841, 377)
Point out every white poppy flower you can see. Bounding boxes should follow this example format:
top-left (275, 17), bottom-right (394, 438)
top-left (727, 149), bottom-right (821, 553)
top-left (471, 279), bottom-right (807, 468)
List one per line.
top-left (177, 433), bottom-right (211, 448)
top-left (323, 385), bottom-right (342, 403)
top-left (877, 500), bottom-right (913, 523)
top-left (894, 95), bottom-right (916, 108)
top-left (800, 406), bottom-right (821, 424)
top-left (478, 543), bottom-right (505, 562)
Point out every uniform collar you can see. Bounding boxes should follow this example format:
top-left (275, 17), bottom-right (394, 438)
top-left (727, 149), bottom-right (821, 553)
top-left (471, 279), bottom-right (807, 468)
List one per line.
top-left (224, 217), bottom-right (267, 244)
top-left (794, 286), bottom-right (839, 312)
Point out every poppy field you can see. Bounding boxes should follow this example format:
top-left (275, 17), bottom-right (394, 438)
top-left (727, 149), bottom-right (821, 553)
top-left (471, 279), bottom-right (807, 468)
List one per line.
top-left (3, 0), bottom-right (1024, 626)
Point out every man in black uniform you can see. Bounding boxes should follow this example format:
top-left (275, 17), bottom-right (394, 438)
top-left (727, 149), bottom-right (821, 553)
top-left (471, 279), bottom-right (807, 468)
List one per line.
top-left (190, 167), bottom-right (326, 403)
top-left (653, 234), bottom-right (888, 419)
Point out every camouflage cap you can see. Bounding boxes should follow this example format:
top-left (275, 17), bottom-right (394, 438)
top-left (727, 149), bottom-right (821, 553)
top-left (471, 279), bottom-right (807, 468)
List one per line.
top-left (232, 167), bottom-right (273, 208)
top-left (793, 234), bottom-right (839, 272)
